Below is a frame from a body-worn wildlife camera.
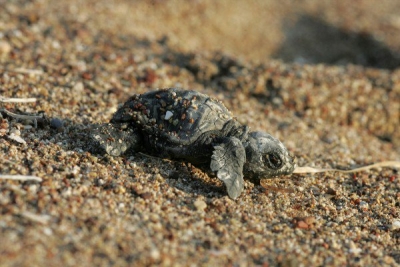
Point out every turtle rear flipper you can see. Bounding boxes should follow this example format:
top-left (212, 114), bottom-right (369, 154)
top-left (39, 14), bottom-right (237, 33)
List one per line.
top-left (88, 123), bottom-right (142, 156)
top-left (210, 137), bottom-right (246, 199)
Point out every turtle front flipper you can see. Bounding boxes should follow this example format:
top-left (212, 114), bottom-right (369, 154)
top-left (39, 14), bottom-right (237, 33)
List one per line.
top-left (88, 123), bottom-right (142, 156)
top-left (210, 137), bottom-right (246, 199)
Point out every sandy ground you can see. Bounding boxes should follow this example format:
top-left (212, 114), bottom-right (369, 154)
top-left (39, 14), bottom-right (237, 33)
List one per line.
top-left (1, 0), bottom-right (400, 266)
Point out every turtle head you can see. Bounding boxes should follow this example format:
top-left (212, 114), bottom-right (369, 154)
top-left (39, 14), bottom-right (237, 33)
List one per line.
top-left (243, 131), bottom-right (295, 179)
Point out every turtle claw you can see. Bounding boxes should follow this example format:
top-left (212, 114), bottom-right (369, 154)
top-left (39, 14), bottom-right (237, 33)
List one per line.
top-left (210, 137), bottom-right (246, 199)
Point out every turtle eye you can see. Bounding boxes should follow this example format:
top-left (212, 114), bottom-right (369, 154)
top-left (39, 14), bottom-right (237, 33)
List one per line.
top-left (264, 152), bottom-right (283, 170)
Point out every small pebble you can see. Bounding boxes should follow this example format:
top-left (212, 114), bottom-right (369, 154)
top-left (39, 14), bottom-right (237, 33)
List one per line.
top-left (149, 248), bottom-right (160, 261)
top-left (50, 118), bottom-right (64, 129)
top-left (326, 187), bottom-right (337, 195)
top-left (194, 199), bottom-right (207, 211)
top-left (0, 40), bottom-right (12, 55)
top-left (391, 220), bottom-right (400, 230)
top-left (164, 111), bottom-right (173, 120)
top-left (359, 201), bottom-right (369, 210)
top-left (9, 128), bottom-right (21, 136)
top-left (304, 216), bottom-right (315, 225)
top-left (139, 192), bottom-right (152, 200)
top-left (295, 220), bottom-right (309, 229)
top-left (8, 133), bottom-right (26, 144)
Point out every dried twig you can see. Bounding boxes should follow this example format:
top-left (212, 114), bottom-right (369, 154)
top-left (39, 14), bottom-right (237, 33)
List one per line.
top-left (0, 107), bottom-right (42, 128)
top-left (0, 174), bottom-right (42, 182)
top-left (0, 95), bottom-right (41, 128)
top-left (0, 108), bottom-right (42, 120)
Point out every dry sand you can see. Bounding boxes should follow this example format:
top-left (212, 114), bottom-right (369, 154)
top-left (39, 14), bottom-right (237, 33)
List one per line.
top-left (0, 0), bottom-right (399, 266)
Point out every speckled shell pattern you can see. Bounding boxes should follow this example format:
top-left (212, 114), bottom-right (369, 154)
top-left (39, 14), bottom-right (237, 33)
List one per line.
top-left (110, 88), bottom-right (236, 163)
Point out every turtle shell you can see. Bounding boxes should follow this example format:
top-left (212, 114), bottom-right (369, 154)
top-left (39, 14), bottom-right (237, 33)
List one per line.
top-left (111, 88), bottom-right (233, 145)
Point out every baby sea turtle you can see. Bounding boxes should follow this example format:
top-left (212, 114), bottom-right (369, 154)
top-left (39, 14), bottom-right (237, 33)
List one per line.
top-left (90, 88), bottom-right (295, 199)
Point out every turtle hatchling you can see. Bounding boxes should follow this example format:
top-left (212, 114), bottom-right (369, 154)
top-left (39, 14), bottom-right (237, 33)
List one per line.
top-left (90, 88), bottom-right (295, 199)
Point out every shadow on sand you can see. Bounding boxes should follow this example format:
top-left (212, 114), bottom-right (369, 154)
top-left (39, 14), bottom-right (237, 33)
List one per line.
top-left (272, 15), bottom-right (400, 70)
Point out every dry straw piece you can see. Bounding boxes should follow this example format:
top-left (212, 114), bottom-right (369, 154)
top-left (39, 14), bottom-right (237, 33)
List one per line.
top-left (0, 67), bottom-right (43, 76)
top-left (293, 161), bottom-right (400, 174)
top-left (0, 175), bottom-right (42, 182)
top-left (0, 96), bottom-right (37, 103)
top-left (0, 96), bottom-right (43, 127)
top-left (1, 95), bottom-right (43, 181)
